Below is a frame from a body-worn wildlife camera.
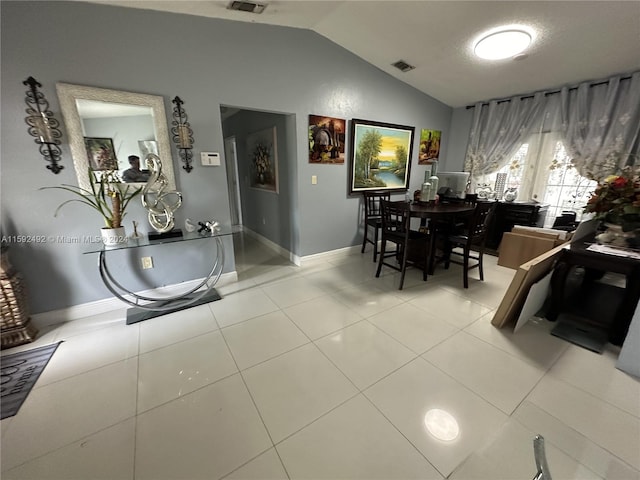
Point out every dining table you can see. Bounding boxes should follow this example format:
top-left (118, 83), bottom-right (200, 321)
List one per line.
top-left (407, 201), bottom-right (475, 274)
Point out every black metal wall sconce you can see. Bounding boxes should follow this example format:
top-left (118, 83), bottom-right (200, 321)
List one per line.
top-left (23, 76), bottom-right (63, 174)
top-left (171, 96), bottom-right (194, 173)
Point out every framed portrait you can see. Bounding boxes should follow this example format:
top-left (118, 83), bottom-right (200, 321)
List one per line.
top-left (308, 114), bottom-right (346, 164)
top-left (247, 126), bottom-right (278, 193)
top-left (348, 119), bottom-right (415, 194)
top-left (419, 129), bottom-right (442, 165)
top-left (84, 137), bottom-right (118, 171)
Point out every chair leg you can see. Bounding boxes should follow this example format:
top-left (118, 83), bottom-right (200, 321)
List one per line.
top-left (463, 246), bottom-right (470, 289)
top-left (398, 242), bottom-right (409, 290)
top-left (373, 227), bottom-right (379, 263)
top-left (443, 241), bottom-right (452, 270)
top-left (376, 240), bottom-right (385, 278)
top-left (478, 248), bottom-right (485, 281)
top-left (361, 224), bottom-right (368, 254)
top-left (422, 249), bottom-right (428, 282)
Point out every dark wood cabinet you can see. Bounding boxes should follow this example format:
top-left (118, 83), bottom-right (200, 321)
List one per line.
top-left (486, 201), bottom-right (549, 250)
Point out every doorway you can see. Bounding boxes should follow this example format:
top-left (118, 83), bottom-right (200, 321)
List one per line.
top-left (224, 136), bottom-right (242, 227)
top-left (220, 105), bottom-right (299, 265)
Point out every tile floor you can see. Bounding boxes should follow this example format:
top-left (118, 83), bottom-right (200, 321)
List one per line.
top-left (1, 232), bottom-right (639, 479)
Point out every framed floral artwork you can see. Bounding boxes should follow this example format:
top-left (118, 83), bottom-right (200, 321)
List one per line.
top-left (84, 137), bottom-right (118, 171)
top-left (348, 119), bottom-right (415, 194)
top-left (418, 129), bottom-right (441, 165)
top-left (247, 126), bottom-right (278, 193)
top-left (308, 114), bottom-right (346, 164)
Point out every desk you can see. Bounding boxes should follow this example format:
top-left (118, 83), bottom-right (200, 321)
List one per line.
top-left (408, 202), bottom-right (475, 274)
top-left (84, 230), bottom-right (231, 324)
top-left (548, 236), bottom-right (640, 346)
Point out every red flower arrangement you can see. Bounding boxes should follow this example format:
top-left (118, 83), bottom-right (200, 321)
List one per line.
top-left (584, 166), bottom-right (640, 231)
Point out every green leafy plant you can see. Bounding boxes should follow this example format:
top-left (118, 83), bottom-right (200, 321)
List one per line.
top-left (42, 170), bottom-right (142, 229)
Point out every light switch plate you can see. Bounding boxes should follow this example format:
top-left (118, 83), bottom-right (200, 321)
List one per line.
top-left (200, 152), bottom-right (220, 166)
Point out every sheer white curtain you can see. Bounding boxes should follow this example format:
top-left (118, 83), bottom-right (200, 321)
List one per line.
top-left (556, 72), bottom-right (640, 180)
top-left (464, 92), bottom-right (547, 190)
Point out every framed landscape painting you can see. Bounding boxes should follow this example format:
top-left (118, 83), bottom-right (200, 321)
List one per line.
top-left (348, 119), bottom-right (415, 194)
top-left (247, 126), bottom-right (278, 193)
top-left (418, 129), bottom-right (441, 165)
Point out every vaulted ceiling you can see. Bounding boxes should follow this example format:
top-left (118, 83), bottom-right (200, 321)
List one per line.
top-left (86, 1), bottom-right (640, 108)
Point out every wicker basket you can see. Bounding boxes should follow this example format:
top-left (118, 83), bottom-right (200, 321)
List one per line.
top-left (1, 246), bottom-right (37, 349)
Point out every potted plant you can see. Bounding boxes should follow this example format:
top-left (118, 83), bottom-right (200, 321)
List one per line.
top-left (42, 169), bottom-right (143, 245)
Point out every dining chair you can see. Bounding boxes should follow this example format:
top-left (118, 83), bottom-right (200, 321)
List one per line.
top-left (442, 200), bottom-right (497, 288)
top-left (361, 191), bottom-right (391, 262)
top-left (376, 200), bottom-right (430, 290)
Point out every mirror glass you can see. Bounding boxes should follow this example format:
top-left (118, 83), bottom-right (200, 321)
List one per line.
top-left (56, 83), bottom-right (176, 191)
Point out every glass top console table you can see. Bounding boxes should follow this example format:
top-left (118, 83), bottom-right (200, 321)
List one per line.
top-left (84, 229), bottom-right (233, 325)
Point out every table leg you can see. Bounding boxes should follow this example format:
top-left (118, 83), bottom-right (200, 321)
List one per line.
top-left (611, 267), bottom-right (640, 345)
top-left (547, 259), bottom-right (572, 322)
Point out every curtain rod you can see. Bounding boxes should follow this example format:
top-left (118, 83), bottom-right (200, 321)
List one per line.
top-left (465, 74), bottom-right (634, 109)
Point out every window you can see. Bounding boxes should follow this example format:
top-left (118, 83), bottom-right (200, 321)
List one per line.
top-left (476, 133), bottom-right (597, 227)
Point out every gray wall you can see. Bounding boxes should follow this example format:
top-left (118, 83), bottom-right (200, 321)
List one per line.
top-left (1, 1), bottom-right (455, 314)
top-left (444, 107), bottom-right (474, 172)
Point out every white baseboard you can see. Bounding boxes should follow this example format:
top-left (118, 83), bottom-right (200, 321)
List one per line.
top-left (241, 227), bottom-right (300, 265)
top-left (31, 271), bottom-right (238, 328)
top-left (300, 244), bottom-right (362, 264)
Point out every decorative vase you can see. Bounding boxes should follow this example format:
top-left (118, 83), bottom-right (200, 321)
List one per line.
top-left (476, 183), bottom-right (492, 199)
top-left (101, 226), bottom-right (127, 246)
top-left (1, 245), bottom-right (38, 349)
top-left (504, 188), bottom-right (518, 202)
top-left (596, 223), bottom-right (633, 247)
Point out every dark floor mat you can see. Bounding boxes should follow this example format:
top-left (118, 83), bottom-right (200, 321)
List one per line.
top-left (1, 342), bottom-right (62, 419)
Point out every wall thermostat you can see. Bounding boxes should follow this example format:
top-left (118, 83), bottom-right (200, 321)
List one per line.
top-left (200, 152), bottom-right (221, 166)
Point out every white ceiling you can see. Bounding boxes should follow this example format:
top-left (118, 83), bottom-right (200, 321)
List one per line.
top-left (85, 0), bottom-right (640, 108)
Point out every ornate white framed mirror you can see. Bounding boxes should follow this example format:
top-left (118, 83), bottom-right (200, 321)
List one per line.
top-left (56, 83), bottom-right (176, 191)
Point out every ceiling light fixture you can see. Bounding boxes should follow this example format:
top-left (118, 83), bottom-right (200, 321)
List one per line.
top-left (474, 27), bottom-right (533, 60)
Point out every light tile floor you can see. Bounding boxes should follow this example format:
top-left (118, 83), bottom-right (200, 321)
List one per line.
top-left (1, 232), bottom-right (639, 479)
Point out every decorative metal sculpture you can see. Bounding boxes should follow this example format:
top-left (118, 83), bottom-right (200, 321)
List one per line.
top-left (23, 77), bottom-right (63, 174)
top-left (197, 220), bottom-right (220, 235)
top-left (171, 96), bottom-right (194, 173)
top-left (142, 154), bottom-right (183, 233)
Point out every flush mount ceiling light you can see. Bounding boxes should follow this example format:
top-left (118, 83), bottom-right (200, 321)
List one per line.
top-left (474, 27), bottom-right (533, 60)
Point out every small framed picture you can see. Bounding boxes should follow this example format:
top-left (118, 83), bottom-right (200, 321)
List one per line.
top-left (419, 129), bottom-right (441, 165)
top-left (247, 126), bottom-right (278, 193)
top-left (84, 137), bottom-right (118, 171)
top-left (308, 115), bottom-right (346, 164)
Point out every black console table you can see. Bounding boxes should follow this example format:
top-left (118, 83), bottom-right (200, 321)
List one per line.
top-left (547, 236), bottom-right (640, 350)
top-left (85, 230), bottom-right (230, 324)
top-left (486, 201), bottom-right (549, 250)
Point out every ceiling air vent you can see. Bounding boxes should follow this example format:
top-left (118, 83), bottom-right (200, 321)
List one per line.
top-left (391, 60), bottom-right (415, 73)
top-left (228, 1), bottom-right (267, 14)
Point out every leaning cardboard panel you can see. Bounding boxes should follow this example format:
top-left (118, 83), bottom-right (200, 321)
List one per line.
top-left (491, 243), bottom-right (568, 328)
top-left (498, 233), bottom-right (558, 269)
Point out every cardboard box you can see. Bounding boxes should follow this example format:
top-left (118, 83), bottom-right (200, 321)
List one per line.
top-left (511, 226), bottom-right (572, 242)
top-left (492, 243), bottom-right (568, 328)
top-left (497, 227), bottom-right (568, 269)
